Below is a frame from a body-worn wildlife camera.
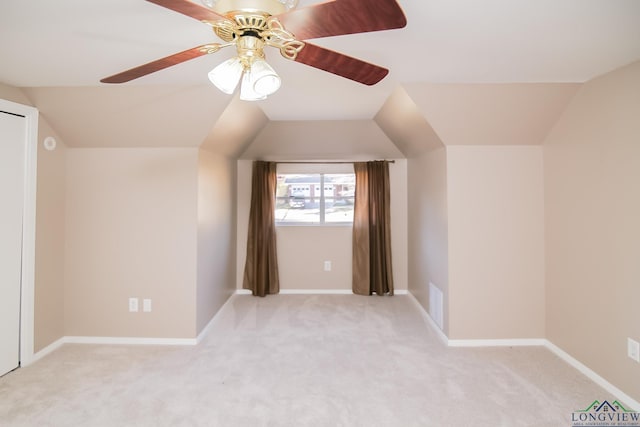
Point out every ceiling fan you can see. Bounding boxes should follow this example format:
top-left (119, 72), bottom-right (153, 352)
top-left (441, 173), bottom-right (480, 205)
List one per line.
top-left (101, 0), bottom-right (407, 100)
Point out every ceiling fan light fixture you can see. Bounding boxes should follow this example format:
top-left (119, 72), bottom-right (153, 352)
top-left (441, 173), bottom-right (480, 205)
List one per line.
top-left (250, 58), bottom-right (281, 96)
top-left (101, 0), bottom-right (406, 88)
top-left (208, 57), bottom-right (244, 94)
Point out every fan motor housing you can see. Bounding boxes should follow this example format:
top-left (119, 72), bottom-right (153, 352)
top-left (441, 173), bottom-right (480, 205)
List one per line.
top-left (212, 13), bottom-right (270, 42)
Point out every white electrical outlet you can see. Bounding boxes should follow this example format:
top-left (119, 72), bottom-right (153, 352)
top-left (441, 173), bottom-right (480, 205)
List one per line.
top-left (128, 297), bottom-right (139, 313)
top-left (324, 261), bottom-right (332, 271)
top-left (628, 338), bottom-right (640, 362)
top-left (143, 299), bottom-right (152, 313)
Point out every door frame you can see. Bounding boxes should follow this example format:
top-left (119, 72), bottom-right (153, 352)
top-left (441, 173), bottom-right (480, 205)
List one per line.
top-left (0, 99), bottom-right (38, 367)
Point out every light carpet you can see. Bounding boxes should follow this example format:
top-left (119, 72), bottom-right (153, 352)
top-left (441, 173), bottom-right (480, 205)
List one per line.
top-left (0, 295), bottom-right (613, 426)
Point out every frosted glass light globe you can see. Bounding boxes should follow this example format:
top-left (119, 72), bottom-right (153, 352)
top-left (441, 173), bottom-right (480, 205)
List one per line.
top-left (250, 59), bottom-right (281, 96)
top-left (208, 58), bottom-right (244, 94)
top-left (202, 0), bottom-right (299, 14)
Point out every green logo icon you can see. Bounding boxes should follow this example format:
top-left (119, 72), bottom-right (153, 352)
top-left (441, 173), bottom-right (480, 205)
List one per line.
top-left (571, 400), bottom-right (639, 426)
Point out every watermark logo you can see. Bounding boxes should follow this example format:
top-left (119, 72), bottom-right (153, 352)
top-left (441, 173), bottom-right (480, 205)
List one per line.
top-left (571, 400), bottom-right (639, 426)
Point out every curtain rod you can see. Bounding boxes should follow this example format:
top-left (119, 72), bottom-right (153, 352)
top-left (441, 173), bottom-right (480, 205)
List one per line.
top-left (276, 160), bottom-right (395, 165)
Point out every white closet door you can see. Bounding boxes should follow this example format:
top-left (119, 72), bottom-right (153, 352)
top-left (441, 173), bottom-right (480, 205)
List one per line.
top-left (0, 111), bottom-right (26, 376)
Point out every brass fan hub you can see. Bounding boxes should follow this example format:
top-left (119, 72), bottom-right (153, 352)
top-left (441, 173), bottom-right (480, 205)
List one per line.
top-left (213, 12), bottom-right (270, 42)
top-left (233, 13), bottom-right (270, 30)
top-left (209, 10), bottom-right (305, 61)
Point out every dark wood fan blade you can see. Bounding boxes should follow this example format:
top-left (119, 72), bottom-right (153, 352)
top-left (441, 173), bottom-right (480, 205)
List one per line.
top-left (145, 0), bottom-right (226, 22)
top-left (277, 0), bottom-right (406, 41)
top-left (101, 45), bottom-right (212, 83)
top-left (293, 43), bottom-right (388, 86)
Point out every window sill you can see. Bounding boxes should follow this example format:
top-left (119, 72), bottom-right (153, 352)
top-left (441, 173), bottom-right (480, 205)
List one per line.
top-left (275, 222), bottom-right (353, 228)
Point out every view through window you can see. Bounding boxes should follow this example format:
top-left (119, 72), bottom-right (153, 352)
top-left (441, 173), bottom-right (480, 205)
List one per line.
top-left (275, 173), bottom-right (355, 224)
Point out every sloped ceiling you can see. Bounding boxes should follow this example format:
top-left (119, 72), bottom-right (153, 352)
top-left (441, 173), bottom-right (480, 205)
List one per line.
top-left (241, 120), bottom-right (404, 160)
top-left (2, 1), bottom-right (640, 155)
top-left (201, 96), bottom-right (269, 158)
top-left (402, 83), bottom-right (582, 146)
top-left (22, 86), bottom-right (230, 148)
top-left (374, 86), bottom-right (444, 158)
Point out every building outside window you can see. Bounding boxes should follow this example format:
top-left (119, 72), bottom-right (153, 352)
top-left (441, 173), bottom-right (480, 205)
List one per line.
top-left (275, 172), bottom-right (355, 225)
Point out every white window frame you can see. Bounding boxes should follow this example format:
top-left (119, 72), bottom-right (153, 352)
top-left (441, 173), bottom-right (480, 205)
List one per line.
top-left (275, 163), bottom-right (354, 227)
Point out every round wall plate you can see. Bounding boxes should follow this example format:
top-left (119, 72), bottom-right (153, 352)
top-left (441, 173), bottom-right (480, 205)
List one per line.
top-left (43, 136), bottom-right (57, 151)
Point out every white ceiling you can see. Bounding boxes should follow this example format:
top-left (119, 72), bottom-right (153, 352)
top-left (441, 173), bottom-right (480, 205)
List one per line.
top-left (1, 0), bottom-right (640, 121)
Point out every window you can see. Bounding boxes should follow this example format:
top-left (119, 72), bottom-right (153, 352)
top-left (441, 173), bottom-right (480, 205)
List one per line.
top-left (275, 172), bottom-right (355, 225)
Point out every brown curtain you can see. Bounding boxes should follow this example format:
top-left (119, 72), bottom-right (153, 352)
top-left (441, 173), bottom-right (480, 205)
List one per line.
top-left (243, 161), bottom-right (279, 297)
top-left (352, 161), bottom-right (394, 296)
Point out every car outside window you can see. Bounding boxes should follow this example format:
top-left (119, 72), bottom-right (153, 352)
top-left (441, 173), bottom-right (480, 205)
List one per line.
top-left (275, 173), bottom-right (355, 225)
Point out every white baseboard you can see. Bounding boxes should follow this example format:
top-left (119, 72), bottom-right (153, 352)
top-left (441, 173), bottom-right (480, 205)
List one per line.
top-left (26, 298), bottom-right (237, 363)
top-left (235, 289), bottom-right (408, 295)
top-left (30, 294), bottom-right (237, 357)
top-left (407, 291), bottom-right (449, 345)
top-left (30, 337), bottom-right (65, 364)
top-left (448, 338), bottom-right (547, 347)
top-left (64, 336), bottom-right (197, 346)
top-left (280, 289), bottom-right (352, 294)
top-left (406, 290), bottom-right (640, 412)
top-left (407, 290), bottom-right (544, 347)
top-left (196, 292), bottom-right (236, 344)
top-left (544, 340), bottom-right (640, 412)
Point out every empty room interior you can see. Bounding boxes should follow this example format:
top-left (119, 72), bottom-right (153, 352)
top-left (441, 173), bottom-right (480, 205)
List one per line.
top-left (1, 0), bottom-right (639, 425)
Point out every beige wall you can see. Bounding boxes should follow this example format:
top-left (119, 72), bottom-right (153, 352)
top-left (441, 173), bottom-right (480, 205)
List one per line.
top-left (236, 160), bottom-right (252, 289)
top-left (237, 159), bottom-right (408, 292)
top-left (407, 145), bottom-right (544, 339)
top-left (64, 148), bottom-right (198, 338)
top-left (33, 125), bottom-right (67, 351)
top-left (389, 160), bottom-right (408, 292)
top-left (447, 146), bottom-right (545, 340)
top-left (276, 226), bottom-right (353, 290)
top-left (407, 147), bottom-right (449, 333)
top-left (1, 83), bottom-right (67, 352)
top-left (196, 149), bottom-right (236, 333)
top-left (544, 60), bottom-right (640, 402)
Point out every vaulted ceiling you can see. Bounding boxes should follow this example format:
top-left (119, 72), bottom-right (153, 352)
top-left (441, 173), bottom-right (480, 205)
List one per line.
top-left (2, 0), bottom-right (640, 156)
